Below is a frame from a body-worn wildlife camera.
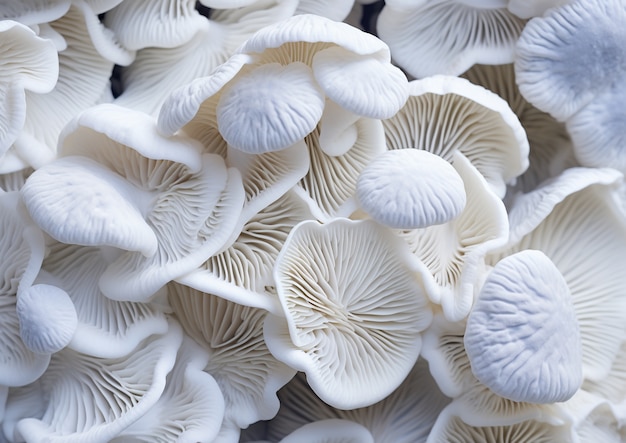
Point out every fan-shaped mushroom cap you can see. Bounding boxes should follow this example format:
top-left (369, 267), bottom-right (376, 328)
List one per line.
top-left (265, 218), bottom-right (434, 409)
top-left (0, 191), bottom-right (50, 387)
top-left (111, 337), bottom-right (225, 443)
top-left (461, 63), bottom-right (574, 193)
top-left (25, 104), bottom-right (246, 302)
top-left (421, 314), bottom-right (564, 428)
top-left (489, 169), bottom-right (626, 382)
top-left (399, 153), bottom-right (509, 321)
top-left (465, 250), bottom-right (582, 403)
top-left (7, 320), bottom-right (183, 443)
top-left (104, 0), bottom-right (206, 50)
top-left (40, 243), bottom-right (170, 359)
top-left (16, 284), bottom-right (78, 355)
top-left (383, 76), bottom-right (529, 199)
top-left (357, 149), bottom-right (466, 229)
top-left (377, 0), bottom-right (525, 78)
top-left (21, 156), bottom-right (159, 256)
top-left (0, 21), bottom-right (58, 160)
top-left (169, 282), bottom-right (296, 440)
top-left (177, 189), bottom-right (314, 314)
top-left (11, 4), bottom-right (115, 170)
top-left (267, 358), bottom-right (450, 443)
top-left (515, 0), bottom-right (626, 122)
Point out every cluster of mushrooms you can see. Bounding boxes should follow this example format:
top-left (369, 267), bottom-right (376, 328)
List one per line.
top-left (1, 0), bottom-right (626, 442)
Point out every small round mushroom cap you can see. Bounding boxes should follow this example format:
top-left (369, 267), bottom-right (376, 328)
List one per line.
top-left (217, 62), bottom-right (325, 154)
top-left (465, 249), bottom-right (582, 403)
top-left (356, 149), bottom-right (466, 229)
top-left (16, 284), bottom-right (78, 355)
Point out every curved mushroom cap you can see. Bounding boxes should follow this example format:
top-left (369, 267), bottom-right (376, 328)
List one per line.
top-left (515, 0), bottom-right (626, 122)
top-left (377, 0), bottom-right (525, 78)
top-left (356, 149), bottom-right (466, 229)
top-left (266, 218), bottom-right (434, 409)
top-left (9, 320), bottom-right (183, 443)
top-left (383, 76), bottom-right (529, 199)
top-left (461, 63), bottom-right (574, 193)
top-left (0, 20), bottom-right (58, 158)
top-left (16, 284), bottom-right (78, 355)
top-left (0, 0), bottom-right (70, 25)
top-left (217, 62), bottom-right (325, 154)
top-left (465, 250), bottom-right (582, 403)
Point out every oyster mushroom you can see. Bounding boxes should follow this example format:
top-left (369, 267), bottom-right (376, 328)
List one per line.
top-left (465, 249), bottom-right (582, 403)
top-left (377, 0), bottom-right (526, 78)
top-left (356, 148), bottom-right (466, 229)
top-left (264, 218), bottom-right (435, 409)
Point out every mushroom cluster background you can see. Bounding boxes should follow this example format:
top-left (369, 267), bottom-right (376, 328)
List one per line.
top-left (1, 0), bottom-right (626, 442)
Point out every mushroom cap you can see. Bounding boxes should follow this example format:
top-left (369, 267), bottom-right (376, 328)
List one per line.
top-left (465, 249), bottom-right (582, 403)
top-left (377, 0), bottom-right (525, 78)
top-left (356, 149), bottom-right (466, 229)
top-left (515, 0), bottom-right (626, 121)
top-left (383, 76), bottom-right (529, 199)
top-left (266, 218), bottom-right (433, 409)
top-left (16, 284), bottom-right (78, 355)
top-left (217, 62), bottom-right (325, 154)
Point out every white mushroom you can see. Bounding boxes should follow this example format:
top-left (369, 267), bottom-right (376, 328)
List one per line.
top-left (267, 358), bottom-right (451, 443)
top-left (461, 63), bottom-right (574, 194)
top-left (377, 0), bottom-right (525, 78)
top-left (399, 153), bottom-right (509, 321)
top-left (104, 0), bottom-right (206, 51)
top-left (40, 242), bottom-right (170, 359)
top-left (177, 189), bottom-right (314, 314)
top-left (356, 149), bottom-right (466, 229)
top-left (12, 4), bottom-right (115, 169)
top-left (217, 62), bottom-right (326, 154)
top-left (110, 337), bottom-right (225, 443)
top-left (169, 282), bottom-right (296, 442)
top-left (0, 21), bottom-right (58, 164)
top-left (5, 320), bottom-right (183, 443)
top-left (0, 191), bottom-right (49, 387)
top-left (489, 168), bottom-right (626, 382)
top-left (22, 104), bottom-right (245, 302)
top-left (16, 284), bottom-right (78, 355)
top-left (465, 250), bottom-right (582, 403)
top-left (383, 76), bottom-right (529, 199)
top-left (265, 218), bottom-right (434, 409)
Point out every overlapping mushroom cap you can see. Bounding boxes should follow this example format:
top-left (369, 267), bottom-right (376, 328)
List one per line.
top-left (515, 0), bottom-right (626, 172)
top-left (158, 13), bottom-right (408, 155)
top-left (377, 0), bottom-right (526, 78)
top-left (383, 75), bottom-right (529, 199)
top-left (265, 218), bottom-right (435, 409)
top-left (21, 104), bottom-right (245, 302)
